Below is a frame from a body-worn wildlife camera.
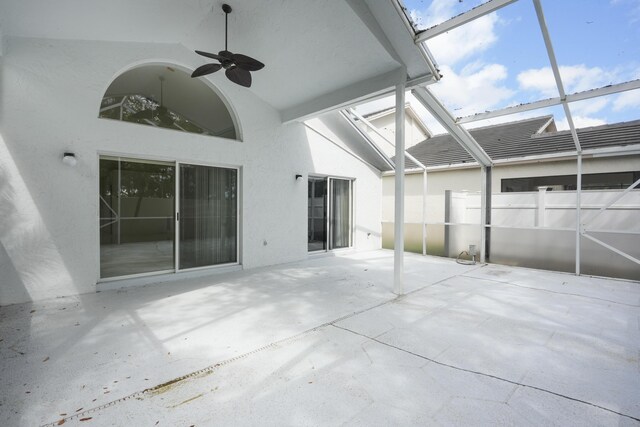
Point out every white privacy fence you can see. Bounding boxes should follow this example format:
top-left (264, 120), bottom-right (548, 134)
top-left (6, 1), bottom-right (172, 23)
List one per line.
top-left (447, 188), bottom-right (640, 280)
top-left (382, 188), bottom-right (640, 281)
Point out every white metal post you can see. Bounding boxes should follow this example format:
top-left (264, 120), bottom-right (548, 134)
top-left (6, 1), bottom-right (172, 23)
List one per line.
top-left (422, 169), bottom-right (427, 256)
top-left (537, 187), bottom-right (547, 228)
top-left (480, 167), bottom-right (487, 263)
top-left (394, 81), bottom-right (406, 295)
top-left (575, 153), bottom-right (582, 275)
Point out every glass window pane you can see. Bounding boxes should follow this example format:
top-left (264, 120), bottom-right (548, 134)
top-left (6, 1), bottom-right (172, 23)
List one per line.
top-left (99, 159), bottom-right (175, 278)
top-left (179, 164), bottom-right (237, 269)
top-left (308, 177), bottom-right (327, 252)
top-left (330, 179), bottom-right (351, 249)
top-left (99, 65), bottom-right (238, 140)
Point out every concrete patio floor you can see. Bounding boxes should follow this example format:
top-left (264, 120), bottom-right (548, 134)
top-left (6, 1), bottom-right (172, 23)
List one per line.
top-left (1, 250), bottom-right (639, 426)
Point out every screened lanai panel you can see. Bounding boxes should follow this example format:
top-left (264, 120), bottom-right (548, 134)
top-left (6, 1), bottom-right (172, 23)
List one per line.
top-left (179, 164), bottom-right (237, 269)
top-left (417, 0), bottom-right (551, 118)
top-left (543, 1), bottom-right (640, 90)
top-left (399, 0), bottom-right (492, 31)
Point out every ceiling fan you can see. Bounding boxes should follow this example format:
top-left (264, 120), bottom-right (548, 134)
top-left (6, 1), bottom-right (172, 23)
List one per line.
top-left (191, 4), bottom-right (265, 87)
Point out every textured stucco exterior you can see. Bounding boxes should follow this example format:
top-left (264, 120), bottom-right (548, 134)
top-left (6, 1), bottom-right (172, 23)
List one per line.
top-left (0, 37), bottom-right (382, 305)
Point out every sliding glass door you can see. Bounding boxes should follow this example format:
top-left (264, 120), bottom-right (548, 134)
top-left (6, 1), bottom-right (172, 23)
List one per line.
top-left (99, 158), bottom-right (175, 278)
top-left (99, 157), bottom-right (238, 280)
top-left (308, 177), bottom-right (327, 252)
top-left (307, 176), bottom-right (352, 252)
top-left (329, 178), bottom-right (352, 249)
top-left (179, 164), bottom-right (237, 269)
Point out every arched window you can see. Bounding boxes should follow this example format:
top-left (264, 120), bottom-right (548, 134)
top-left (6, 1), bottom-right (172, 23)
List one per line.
top-left (99, 64), bottom-right (239, 140)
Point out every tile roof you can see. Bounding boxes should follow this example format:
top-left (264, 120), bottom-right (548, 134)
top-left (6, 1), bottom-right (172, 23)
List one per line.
top-left (389, 116), bottom-right (640, 170)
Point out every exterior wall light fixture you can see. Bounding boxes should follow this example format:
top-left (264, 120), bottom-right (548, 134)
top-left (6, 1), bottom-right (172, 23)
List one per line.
top-left (295, 174), bottom-right (303, 181)
top-left (62, 152), bottom-right (77, 167)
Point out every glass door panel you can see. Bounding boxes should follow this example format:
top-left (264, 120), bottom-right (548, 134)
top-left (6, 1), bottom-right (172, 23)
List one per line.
top-left (99, 158), bottom-right (175, 278)
top-left (329, 178), bottom-right (351, 249)
top-left (308, 177), bottom-right (327, 251)
top-left (179, 164), bottom-right (237, 269)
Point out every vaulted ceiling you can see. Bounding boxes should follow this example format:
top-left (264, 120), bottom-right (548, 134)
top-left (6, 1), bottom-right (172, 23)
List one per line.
top-left (0, 0), bottom-right (433, 122)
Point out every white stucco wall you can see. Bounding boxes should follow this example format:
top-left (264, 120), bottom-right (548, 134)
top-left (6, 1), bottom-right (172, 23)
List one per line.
top-left (0, 37), bottom-right (382, 305)
top-left (365, 112), bottom-right (428, 156)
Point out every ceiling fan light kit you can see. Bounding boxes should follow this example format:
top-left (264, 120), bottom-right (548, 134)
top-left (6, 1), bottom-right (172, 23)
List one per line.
top-left (191, 3), bottom-right (265, 88)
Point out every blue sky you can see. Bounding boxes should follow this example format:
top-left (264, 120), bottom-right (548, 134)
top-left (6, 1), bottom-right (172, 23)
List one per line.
top-left (359, 0), bottom-right (640, 134)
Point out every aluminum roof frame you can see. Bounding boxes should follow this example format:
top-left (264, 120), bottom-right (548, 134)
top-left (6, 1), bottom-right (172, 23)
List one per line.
top-left (413, 0), bottom-right (518, 44)
top-left (456, 79), bottom-right (640, 124)
top-left (339, 110), bottom-right (396, 170)
top-left (407, 0), bottom-right (640, 154)
top-left (391, 0), bottom-right (640, 280)
top-left (345, 108), bottom-right (427, 170)
top-left (532, 0), bottom-right (581, 153)
top-left (412, 86), bottom-right (493, 167)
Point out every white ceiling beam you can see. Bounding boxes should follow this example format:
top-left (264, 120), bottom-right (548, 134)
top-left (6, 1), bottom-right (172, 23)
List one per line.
top-left (281, 68), bottom-right (406, 124)
top-left (412, 86), bottom-right (493, 166)
top-left (456, 79), bottom-right (640, 124)
top-left (346, 108), bottom-right (427, 170)
top-left (414, 0), bottom-right (518, 43)
top-left (282, 69), bottom-right (438, 124)
top-left (339, 110), bottom-right (395, 170)
top-left (533, 0), bottom-right (581, 152)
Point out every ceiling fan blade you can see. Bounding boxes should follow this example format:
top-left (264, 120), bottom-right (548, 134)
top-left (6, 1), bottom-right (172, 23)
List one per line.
top-left (225, 67), bottom-right (252, 87)
top-left (195, 50), bottom-right (225, 61)
top-left (191, 63), bottom-right (222, 78)
top-left (219, 50), bottom-right (234, 59)
top-left (231, 53), bottom-right (265, 71)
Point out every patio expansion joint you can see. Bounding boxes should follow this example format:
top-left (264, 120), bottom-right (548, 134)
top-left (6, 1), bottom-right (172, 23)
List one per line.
top-left (461, 273), bottom-right (640, 308)
top-left (39, 292), bottom-right (404, 426)
top-left (330, 323), bottom-right (640, 424)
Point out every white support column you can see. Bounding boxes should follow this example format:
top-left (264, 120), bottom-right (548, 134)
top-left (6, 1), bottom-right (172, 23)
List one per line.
top-left (422, 169), bottom-right (428, 256)
top-left (536, 187), bottom-right (547, 227)
top-left (480, 167), bottom-right (487, 263)
top-left (394, 81), bottom-right (406, 295)
top-left (575, 154), bottom-right (582, 275)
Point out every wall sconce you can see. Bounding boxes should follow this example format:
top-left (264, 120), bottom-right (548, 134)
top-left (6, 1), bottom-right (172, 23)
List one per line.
top-left (62, 152), bottom-right (77, 167)
top-left (295, 174), bottom-right (303, 181)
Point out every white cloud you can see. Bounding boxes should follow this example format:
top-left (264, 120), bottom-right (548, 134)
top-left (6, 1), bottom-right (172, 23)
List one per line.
top-left (431, 64), bottom-right (515, 117)
top-left (613, 89), bottom-right (640, 111)
top-left (517, 65), bottom-right (617, 98)
top-left (409, 0), bottom-right (486, 29)
top-left (410, 0), bottom-right (499, 66)
top-left (570, 97), bottom-right (610, 116)
top-left (428, 15), bottom-right (499, 66)
top-left (556, 116), bottom-right (607, 131)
